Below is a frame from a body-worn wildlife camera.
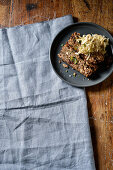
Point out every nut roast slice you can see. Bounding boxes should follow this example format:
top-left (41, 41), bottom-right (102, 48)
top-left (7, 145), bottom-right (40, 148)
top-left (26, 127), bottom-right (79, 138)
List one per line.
top-left (58, 32), bottom-right (104, 77)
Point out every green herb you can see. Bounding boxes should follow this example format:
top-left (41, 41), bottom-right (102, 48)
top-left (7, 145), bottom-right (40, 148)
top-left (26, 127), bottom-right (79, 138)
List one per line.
top-left (84, 44), bottom-right (86, 47)
top-left (61, 44), bottom-right (64, 47)
top-left (74, 58), bottom-right (77, 64)
top-left (73, 73), bottom-right (76, 77)
top-left (65, 70), bottom-right (68, 72)
top-left (70, 56), bottom-right (74, 62)
top-left (70, 56), bottom-right (77, 64)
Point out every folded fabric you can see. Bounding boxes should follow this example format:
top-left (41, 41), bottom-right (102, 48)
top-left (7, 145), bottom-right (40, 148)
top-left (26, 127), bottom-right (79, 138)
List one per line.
top-left (0, 15), bottom-right (95, 170)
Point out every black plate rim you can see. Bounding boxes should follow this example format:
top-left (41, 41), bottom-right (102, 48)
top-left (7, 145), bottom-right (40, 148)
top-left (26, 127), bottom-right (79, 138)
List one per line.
top-left (50, 22), bottom-right (113, 87)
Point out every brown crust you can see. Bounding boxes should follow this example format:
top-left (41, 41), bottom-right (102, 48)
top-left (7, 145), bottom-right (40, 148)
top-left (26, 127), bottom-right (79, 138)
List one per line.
top-left (58, 32), bottom-right (104, 77)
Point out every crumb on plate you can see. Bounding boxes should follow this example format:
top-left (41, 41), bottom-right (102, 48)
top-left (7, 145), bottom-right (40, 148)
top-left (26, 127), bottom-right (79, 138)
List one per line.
top-left (63, 63), bottom-right (68, 68)
top-left (73, 72), bottom-right (76, 77)
top-left (59, 60), bottom-right (62, 64)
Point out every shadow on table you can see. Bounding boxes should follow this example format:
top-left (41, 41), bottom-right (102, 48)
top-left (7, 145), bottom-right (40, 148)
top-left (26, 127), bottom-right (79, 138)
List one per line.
top-left (87, 72), bottom-right (113, 92)
top-left (73, 17), bottom-right (78, 23)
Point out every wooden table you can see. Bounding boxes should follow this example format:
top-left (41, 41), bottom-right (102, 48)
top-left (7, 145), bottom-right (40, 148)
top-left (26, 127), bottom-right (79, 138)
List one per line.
top-left (0, 0), bottom-right (113, 169)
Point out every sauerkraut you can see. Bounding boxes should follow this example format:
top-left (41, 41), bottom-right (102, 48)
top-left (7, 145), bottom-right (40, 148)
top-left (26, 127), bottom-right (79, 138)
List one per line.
top-left (76, 34), bottom-right (109, 55)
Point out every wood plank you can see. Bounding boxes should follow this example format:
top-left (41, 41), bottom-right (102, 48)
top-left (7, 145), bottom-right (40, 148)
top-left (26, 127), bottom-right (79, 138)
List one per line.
top-left (0, 0), bottom-right (11, 28)
top-left (0, 0), bottom-right (113, 169)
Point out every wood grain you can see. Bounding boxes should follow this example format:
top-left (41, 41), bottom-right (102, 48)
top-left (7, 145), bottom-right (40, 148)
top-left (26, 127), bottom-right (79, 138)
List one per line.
top-left (0, 0), bottom-right (11, 27)
top-left (0, 0), bottom-right (113, 169)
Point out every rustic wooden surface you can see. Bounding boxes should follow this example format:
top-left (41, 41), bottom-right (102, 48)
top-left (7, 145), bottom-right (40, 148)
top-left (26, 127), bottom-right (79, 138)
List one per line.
top-left (0, 0), bottom-right (113, 169)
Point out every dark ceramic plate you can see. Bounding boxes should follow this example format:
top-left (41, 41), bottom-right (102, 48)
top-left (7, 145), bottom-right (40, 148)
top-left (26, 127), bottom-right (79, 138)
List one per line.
top-left (50, 22), bottom-right (113, 87)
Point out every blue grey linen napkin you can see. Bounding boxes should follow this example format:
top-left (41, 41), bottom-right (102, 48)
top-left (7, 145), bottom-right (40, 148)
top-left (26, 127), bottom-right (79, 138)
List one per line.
top-left (0, 15), bottom-right (95, 170)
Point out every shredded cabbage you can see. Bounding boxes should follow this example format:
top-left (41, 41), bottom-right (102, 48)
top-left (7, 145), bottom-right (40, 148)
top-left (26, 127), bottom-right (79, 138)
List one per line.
top-left (76, 34), bottom-right (109, 55)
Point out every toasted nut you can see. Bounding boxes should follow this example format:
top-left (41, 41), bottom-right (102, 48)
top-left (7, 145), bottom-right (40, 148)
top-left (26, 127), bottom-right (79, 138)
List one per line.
top-left (59, 60), bottom-right (62, 64)
top-left (63, 64), bottom-right (68, 68)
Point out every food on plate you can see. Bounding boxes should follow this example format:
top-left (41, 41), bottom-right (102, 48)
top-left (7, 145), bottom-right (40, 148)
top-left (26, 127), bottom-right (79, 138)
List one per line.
top-left (58, 32), bottom-right (109, 77)
top-left (73, 72), bottom-right (76, 77)
top-left (62, 63), bottom-right (68, 68)
top-left (59, 60), bottom-right (62, 64)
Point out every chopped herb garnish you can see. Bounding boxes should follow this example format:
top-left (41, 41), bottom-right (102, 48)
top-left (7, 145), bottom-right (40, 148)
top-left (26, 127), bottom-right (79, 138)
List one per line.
top-left (61, 44), bottom-right (64, 47)
top-left (65, 70), bottom-right (68, 72)
top-left (74, 58), bottom-right (77, 64)
top-left (73, 72), bottom-right (76, 77)
top-left (84, 44), bottom-right (86, 47)
top-left (70, 56), bottom-right (77, 64)
top-left (70, 56), bottom-right (73, 61)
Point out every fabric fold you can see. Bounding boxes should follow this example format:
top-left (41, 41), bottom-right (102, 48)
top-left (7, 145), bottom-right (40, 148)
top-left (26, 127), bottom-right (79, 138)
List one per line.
top-left (0, 15), bottom-right (95, 170)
